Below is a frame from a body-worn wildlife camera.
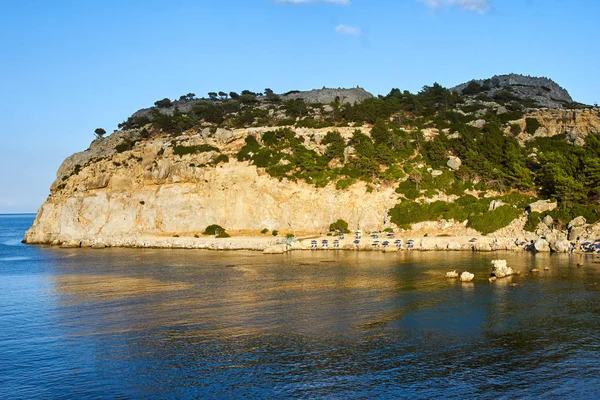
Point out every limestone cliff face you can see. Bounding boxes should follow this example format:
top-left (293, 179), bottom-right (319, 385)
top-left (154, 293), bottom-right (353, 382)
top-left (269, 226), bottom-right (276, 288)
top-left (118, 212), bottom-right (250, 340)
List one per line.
top-left (24, 127), bottom-right (399, 245)
top-left (25, 106), bottom-right (600, 247)
top-left (512, 108), bottom-right (600, 145)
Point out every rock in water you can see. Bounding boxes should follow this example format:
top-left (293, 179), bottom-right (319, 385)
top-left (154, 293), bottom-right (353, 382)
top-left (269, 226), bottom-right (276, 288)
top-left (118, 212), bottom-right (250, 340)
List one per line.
top-left (534, 239), bottom-right (550, 252)
top-left (460, 271), bottom-right (475, 282)
top-left (445, 270), bottom-right (459, 278)
top-left (490, 259), bottom-right (514, 278)
top-left (550, 240), bottom-right (571, 253)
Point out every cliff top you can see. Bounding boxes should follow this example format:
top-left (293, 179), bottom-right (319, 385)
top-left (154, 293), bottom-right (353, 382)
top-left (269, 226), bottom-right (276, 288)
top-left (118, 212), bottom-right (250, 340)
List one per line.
top-left (451, 73), bottom-right (575, 109)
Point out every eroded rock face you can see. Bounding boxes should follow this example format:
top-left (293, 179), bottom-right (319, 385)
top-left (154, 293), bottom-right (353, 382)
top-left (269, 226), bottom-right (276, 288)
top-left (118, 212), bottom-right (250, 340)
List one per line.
top-left (24, 126), bottom-right (402, 246)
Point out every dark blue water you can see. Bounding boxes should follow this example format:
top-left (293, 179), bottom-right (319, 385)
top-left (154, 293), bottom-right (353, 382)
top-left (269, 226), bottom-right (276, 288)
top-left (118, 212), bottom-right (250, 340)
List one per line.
top-left (2, 214), bottom-right (600, 398)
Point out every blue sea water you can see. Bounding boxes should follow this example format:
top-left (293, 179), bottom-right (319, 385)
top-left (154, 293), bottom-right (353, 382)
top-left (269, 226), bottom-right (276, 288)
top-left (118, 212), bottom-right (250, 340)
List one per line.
top-left (1, 214), bottom-right (600, 399)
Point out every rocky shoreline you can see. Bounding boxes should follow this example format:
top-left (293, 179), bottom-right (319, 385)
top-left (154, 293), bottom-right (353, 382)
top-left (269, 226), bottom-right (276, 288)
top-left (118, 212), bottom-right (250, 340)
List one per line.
top-left (29, 230), bottom-right (600, 256)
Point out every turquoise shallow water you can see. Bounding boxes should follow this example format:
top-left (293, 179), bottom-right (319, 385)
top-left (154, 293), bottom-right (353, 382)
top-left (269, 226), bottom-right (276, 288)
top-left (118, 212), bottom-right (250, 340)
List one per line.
top-left (1, 214), bottom-right (600, 398)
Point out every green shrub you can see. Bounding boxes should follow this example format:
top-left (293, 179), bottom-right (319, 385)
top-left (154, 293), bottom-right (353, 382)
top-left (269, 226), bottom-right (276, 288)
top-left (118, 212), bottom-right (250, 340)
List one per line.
top-left (203, 224), bottom-right (226, 235)
top-left (383, 227), bottom-right (393, 233)
top-left (286, 233), bottom-right (295, 239)
top-left (261, 228), bottom-right (269, 234)
top-left (510, 123), bottom-right (521, 135)
top-left (336, 178), bottom-right (356, 190)
top-left (173, 144), bottom-right (219, 156)
top-left (388, 196), bottom-right (520, 233)
top-left (329, 219), bottom-right (350, 233)
top-left (525, 117), bottom-right (541, 135)
top-left (396, 180), bottom-right (420, 200)
top-left (115, 140), bottom-right (137, 153)
top-left (216, 231), bottom-right (231, 238)
top-left (213, 154), bottom-right (229, 164)
top-left (272, 230), bottom-right (279, 236)
top-left (237, 136), bottom-right (261, 161)
top-left (524, 211), bottom-right (541, 232)
top-left (467, 206), bottom-right (522, 235)
top-left (154, 98), bottom-right (172, 108)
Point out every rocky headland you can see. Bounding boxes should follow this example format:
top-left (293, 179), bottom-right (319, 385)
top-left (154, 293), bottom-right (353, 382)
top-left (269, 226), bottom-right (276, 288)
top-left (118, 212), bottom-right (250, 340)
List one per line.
top-left (24, 76), bottom-right (600, 254)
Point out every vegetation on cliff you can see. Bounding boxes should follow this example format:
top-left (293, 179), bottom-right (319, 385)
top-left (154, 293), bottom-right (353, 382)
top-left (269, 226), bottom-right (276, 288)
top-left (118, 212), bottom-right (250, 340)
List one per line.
top-left (90, 77), bottom-right (600, 234)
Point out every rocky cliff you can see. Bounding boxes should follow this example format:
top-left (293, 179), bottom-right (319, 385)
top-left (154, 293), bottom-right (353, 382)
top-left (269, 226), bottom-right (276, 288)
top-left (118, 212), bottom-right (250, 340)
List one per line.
top-left (24, 127), bottom-right (399, 246)
top-left (452, 73), bottom-right (575, 108)
top-left (280, 87), bottom-right (373, 104)
top-left (24, 77), bottom-right (600, 249)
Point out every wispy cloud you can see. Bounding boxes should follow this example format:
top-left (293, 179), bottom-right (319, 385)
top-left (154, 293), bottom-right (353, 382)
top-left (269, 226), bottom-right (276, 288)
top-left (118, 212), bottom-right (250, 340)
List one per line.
top-left (420, 0), bottom-right (492, 13)
top-left (334, 24), bottom-right (362, 35)
top-left (276, 0), bottom-right (350, 4)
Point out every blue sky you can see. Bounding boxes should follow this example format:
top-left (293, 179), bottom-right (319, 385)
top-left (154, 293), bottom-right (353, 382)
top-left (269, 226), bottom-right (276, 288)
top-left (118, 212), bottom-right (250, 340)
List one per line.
top-left (1, 0), bottom-right (599, 213)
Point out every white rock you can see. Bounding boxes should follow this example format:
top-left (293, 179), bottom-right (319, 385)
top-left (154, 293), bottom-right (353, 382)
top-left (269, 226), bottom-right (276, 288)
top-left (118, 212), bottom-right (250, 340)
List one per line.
top-left (527, 200), bottom-right (558, 213)
top-left (460, 271), bottom-right (475, 282)
top-left (567, 216), bottom-right (587, 230)
top-left (491, 259), bottom-right (514, 278)
top-left (488, 200), bottom-right (505, 211)
top-left (447, 242), bottom-right (462, 250)
top-left (262, 244), bottom-right (288, 254)
top-left (446, 156), bottom-right (462, 170)
top-left (445, 270), bottom-right (459, 278)
top-left (534, 238), bottom-right (550, 252)
top-left (550, 239), bottom-right (571, 253)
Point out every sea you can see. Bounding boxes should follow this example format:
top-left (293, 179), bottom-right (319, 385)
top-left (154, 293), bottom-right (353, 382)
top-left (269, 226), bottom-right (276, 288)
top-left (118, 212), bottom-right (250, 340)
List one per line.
top-left (1, 214), bottom-right (600, 399)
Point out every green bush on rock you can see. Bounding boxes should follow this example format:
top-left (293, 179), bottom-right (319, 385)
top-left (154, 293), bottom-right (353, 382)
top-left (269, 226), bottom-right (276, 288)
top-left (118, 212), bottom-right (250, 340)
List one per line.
top-left (329, 219), bottom-right (350, 233)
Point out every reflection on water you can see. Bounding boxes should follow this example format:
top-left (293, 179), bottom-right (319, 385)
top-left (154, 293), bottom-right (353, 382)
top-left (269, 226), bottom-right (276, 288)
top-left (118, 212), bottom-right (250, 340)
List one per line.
top-left (55, 275), bottom-right (192, 300)
top-left (2, 218), bottom-right (600, 398)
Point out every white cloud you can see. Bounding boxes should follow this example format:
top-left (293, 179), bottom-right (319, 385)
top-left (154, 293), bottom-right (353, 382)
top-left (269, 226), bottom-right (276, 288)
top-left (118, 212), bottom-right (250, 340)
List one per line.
top-left (276, 0), bottom-right (350, 4)
top-left (420, 0), bottom-right (492, 13)
top-left (334, 24), bottom-right (362, 35)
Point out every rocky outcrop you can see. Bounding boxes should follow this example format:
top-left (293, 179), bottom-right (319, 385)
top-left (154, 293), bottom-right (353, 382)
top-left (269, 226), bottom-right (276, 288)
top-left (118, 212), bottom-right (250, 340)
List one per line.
top-left (527, 200), bottom-right (558, 214)
top-left (452, 74), bottom-right (574, 108)
top-left (280, 87), bottom-right (373, 105)
top-left (512, 108), bottom-right (600, 145)
top-left (490, 259), bottom-right (514, 278)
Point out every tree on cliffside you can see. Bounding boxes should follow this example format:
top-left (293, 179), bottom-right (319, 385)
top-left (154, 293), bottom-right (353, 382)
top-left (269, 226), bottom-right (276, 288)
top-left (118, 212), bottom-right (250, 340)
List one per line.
top-left (94, 128), bottom-right (106, 138)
